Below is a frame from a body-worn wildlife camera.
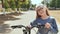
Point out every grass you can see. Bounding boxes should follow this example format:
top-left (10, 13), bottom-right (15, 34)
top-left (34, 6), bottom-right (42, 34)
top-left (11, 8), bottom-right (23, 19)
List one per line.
top-left (49, 10), bottom-right (60, 24)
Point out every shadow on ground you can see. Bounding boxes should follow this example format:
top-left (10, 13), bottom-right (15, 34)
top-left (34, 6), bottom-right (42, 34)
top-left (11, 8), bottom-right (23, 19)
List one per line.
top-left (0, 24), bottom-right (11, 34)
top-left (0, 12), bottom-right (24, 34)
top-left (0, 12), bottom-right (24, 23)
top-left (6, 12), bottom-right (24, 16)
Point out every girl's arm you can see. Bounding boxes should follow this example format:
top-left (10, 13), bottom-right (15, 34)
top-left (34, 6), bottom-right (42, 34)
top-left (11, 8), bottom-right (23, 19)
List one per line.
top-left (30, 19), bottom-right (38, 27)
top-left (51, 18), bottom-right (58, 33)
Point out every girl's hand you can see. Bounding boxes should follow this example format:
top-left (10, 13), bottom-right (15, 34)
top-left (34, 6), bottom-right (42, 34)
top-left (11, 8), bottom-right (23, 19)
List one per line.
top-left (45, 23), bottom-right (51, 29)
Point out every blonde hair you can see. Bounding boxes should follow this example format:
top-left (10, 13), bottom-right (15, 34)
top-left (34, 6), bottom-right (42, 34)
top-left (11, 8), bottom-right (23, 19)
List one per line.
top-left (35, 4), bottom-right (49, 18)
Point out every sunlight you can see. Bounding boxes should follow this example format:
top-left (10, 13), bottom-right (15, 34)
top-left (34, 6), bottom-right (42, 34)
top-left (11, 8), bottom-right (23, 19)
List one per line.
top-left (31, 0), bottom-right (43, 5)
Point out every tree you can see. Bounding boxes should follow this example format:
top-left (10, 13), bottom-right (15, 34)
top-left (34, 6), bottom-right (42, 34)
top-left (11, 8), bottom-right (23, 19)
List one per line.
top-left (56, 0), bottom-right (60, 8)
top-left (1, 0), bottom-right (10, 15)
top-left (41, 1), bottom-right (44, 4)
top-left (50, 0), bottom-right (60, 8)
top-left (50, 0), bottom-right (56, 7)
top-left (26, 0), bottom-right (31, 9)
top-left (41, 0), bottom-right (51, 7)
top-left (15, 0), bottom-right (21, 11)
top-left (10, 0), bottom-right (16, 10)
top-left (20, 0), bottom-right (31, 9)
top-left (4, 0), bottom-right (9, 9)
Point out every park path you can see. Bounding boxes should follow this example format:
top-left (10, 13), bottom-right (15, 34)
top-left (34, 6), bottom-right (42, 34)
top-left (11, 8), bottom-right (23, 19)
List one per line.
top-left (0, 10), bottom-right (60, 34)
top-left (4, 10), bottom-right (37, 34)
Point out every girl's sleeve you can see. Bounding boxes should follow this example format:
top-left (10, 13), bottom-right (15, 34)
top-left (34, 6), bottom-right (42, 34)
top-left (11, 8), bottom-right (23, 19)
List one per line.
top-left (51, 18), bottom-right (58, 33)
top-left (30, 19), bottom-right (38, 27)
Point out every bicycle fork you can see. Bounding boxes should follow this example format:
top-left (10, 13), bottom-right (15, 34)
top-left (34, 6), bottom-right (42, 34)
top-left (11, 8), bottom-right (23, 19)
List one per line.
top-left (23, 29), bottom-right (31, 34)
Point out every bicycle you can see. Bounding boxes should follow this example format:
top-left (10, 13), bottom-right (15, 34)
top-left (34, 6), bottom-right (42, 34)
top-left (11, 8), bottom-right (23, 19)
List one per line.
top-left (11, 24), bottom-right (48, 34)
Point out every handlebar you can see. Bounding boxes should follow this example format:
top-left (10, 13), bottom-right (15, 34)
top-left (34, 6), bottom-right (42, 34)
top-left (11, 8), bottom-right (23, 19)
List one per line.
top-left (31, 25), bottom-right (45, 28)
top-left (11, 25), bottom-right (50, 34)
top-left (11, 25), bottom-right (45, 34)
top-left (11, 25), bottom-right (25, 29)
top-left (11, 25), bottom-right (45, 29)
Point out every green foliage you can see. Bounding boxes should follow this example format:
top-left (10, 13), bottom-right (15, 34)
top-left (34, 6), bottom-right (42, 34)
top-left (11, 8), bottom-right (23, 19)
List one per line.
top-left (10, 0), bottom-right (16, 10)
top-left (56, 0), bottom-right (60, 8)
top-left (41, 1), bottom-right (44, 4)
top-left (20, 0), bottom-right (31, 9)
top-left (27, 0), bottom-right (31, 9)
top-left (3, 0), bottom-right (9, 9)
top-left (50, 0), bottom-right (56, 7)
top-left (1, 0), bottom-right (31, 10)
top-left (50, 0), bottom-right (60, 8)
top-left (15, 0), bottom-right (20, 8)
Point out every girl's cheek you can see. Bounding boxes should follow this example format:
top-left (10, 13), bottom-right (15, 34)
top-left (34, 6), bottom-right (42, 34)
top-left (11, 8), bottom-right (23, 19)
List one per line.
top-left (38, 12), bottom-right (43, 15)
top-left (38, 12), bottom-right (40, 15)
top-left (38, 12), bottom-right (41, 15)
top-left (42, 10), bottom-right (46, 14)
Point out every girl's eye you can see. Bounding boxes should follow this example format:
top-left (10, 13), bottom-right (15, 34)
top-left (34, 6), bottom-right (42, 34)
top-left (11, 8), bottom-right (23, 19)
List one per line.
top-left (41, 8), bottom-right (43, 9)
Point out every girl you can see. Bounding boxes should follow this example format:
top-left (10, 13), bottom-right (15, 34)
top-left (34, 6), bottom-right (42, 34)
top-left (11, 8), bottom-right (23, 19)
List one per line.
top-left (28, 5), bottom-right (58, 34)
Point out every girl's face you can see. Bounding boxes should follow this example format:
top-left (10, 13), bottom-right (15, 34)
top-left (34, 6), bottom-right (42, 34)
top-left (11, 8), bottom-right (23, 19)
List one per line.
top-left (37, 8), bottom-right (47, 16)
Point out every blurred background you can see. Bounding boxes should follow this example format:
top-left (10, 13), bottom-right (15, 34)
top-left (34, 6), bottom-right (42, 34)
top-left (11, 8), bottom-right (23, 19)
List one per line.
top-left (0, 0), bottom-right (60, 34)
